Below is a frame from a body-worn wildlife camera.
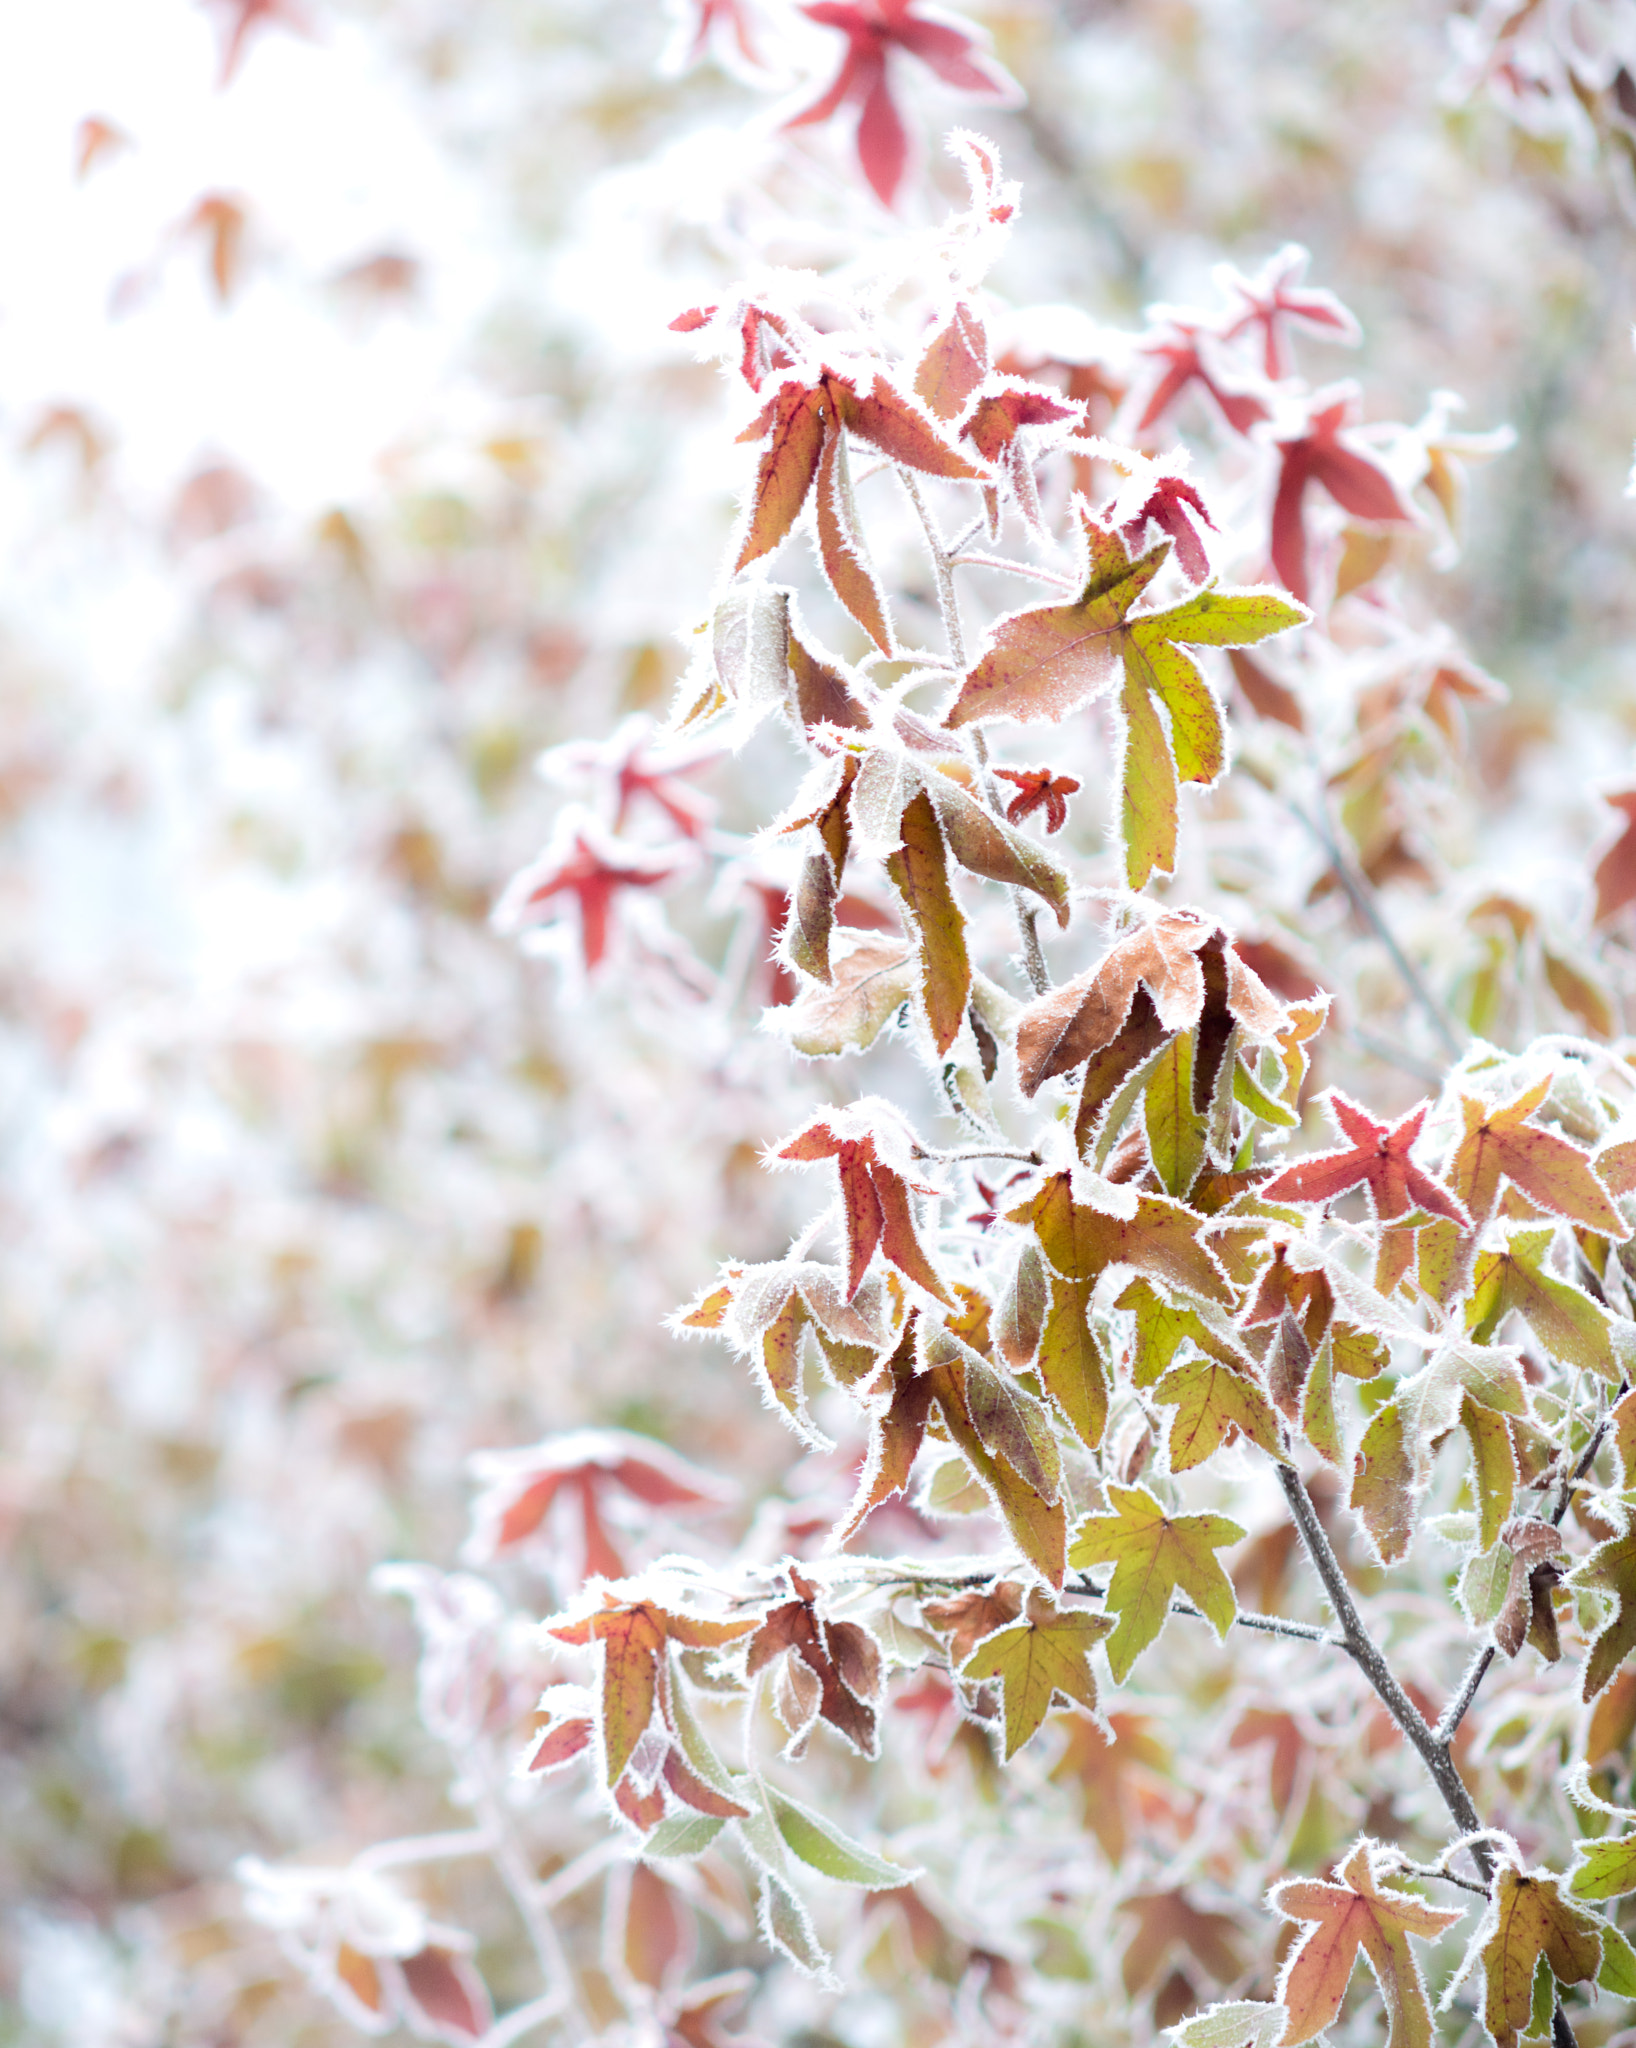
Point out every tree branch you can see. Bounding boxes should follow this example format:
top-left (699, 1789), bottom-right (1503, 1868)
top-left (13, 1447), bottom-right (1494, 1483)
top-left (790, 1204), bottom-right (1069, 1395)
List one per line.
top-left (1285, 790), bottom-right (1463, 1062)
top-left (1274, 1465), bottom-right (1486, 1843)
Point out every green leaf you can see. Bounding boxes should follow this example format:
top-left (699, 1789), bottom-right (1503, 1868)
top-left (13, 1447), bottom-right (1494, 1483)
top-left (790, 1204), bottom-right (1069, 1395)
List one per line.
top-left (757, 1870), bottom-right (834, 1980)
top-left (1233, 1053), bottom-right (1300, 1129)
top-left (1350, 1401), bottom-right (1415, 1565)
top-left (766, 1784), bottom-right (917, 1888)
top-left (1459, 1543), bottom-right (1512, 1629)
top-left (1036, 1270), bottom-right (1110, 1448)
top-left (1118, 655), bottom-right (1179, 888)
top-left (1138, 584), bottom-right (1310, 649)
top-left (1069, 1482), bottom-right (1244, 1682)
top-left (960, 1590), bottom-right (1113, 1758)
top-left (1153, 1352), bottom-right (1288, 1471)
top-left (642, 1813), bottom-right (727, 1860)
top-left (1165, 2002), bottom-right (1288, 2048)
top-left (1597, 1920), bottom-right (1636, 1994)
top-left (1461, 1392), bottom-right (1518, 1553)
top-left (924, 770), bottom-right (1071, 927)
top-left (1302, 1333), bottom-right (1345, 1467)
top-left (1145, 1030), bottom-right (1207, 1198)
top-left (1468, 1228), bottom-right (1620, 1380)
top-left (1570, 1834), bottom-right (1636, 1900)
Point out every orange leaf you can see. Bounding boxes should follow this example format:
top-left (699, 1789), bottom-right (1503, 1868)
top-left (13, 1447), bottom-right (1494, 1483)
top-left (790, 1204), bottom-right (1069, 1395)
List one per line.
top-left (1271, 1839), bottom-right (1462, 2048)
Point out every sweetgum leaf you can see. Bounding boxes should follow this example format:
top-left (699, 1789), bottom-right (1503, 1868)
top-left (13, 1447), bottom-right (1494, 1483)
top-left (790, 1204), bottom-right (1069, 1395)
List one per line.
top-left (1468, 1227), bottom-right (1620, 1378)
top-left (1271, 1838), bottom-right (1462, 2048)
top-left (1469, 1864), bottom-right (1601, 2048)
top-left (959, 1590), bottom-right (1113, 1758)
top-left (885, 789), bottom-right (969, 1054)
top-left (946, 524), bottom-right (1169, 729)
top-left (1568, 1528), bottom-right (1636, 1700)
top-left (1036, 1269), bottom-right (1110, 1448)
top-left (1261, 1091), bottom-right (1467, 1225)
top-left (1450, 1074), bottom-right (1629, 1238)
top-left (1015, 911), bottom-right (1285, 1098)
top-left (1154, 1351), bottom-right (1287, 1472)
top-left (735, 380), bottom-right (828, 571)
top-left (778, 932), bottom-right (917, 1058)
top-left (1069, 1482), bottom-right (1244, 1681)
top-left (1145, 1029), bottom-right (1207, 1197)
top-left (1009, 1173), bottom-right (1232, 1305)
top-left (547, 1600), bottom-right (757, 1786)
top-left (813, 424), bottom-right (892, 652)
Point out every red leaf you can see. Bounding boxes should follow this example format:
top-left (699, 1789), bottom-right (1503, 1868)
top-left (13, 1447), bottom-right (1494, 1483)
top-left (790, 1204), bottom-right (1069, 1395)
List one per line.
top-left (398, 1948), bottom-right (492, 2044)
top-left (1593, 790), bottom-right (1636, 923)
top-left (1260, 1090), bottom-right (1468, 1225)
top-left (788, 3), bottom-right (1019, 207)
top-left (1269, 387), bottom-right (1418, 603)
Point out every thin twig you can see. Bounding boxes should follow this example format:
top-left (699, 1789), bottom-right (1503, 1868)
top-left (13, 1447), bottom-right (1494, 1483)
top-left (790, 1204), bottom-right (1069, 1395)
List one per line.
top-left (470, 1777), bottom-right (586, 2032)
top-left (1436, 1385), bottom-right (1626, 1748)
top-left (1383, 1855), bottom-right (1492, 1898)
top-left (1286, 792), bottom-right (1463, 1062)
top-left (898, 465), bottom-right (1051, 997)
top-left (1069, 1573), bottom-right (1346, 1647)
top-left (1274, 1468), bottom-right (1584, 2039)
top-left (915, 1144), bottom-right (1043, 1166)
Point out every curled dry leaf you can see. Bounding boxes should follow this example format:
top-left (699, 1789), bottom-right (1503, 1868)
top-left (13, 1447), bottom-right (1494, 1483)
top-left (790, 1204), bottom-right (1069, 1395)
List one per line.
top-left (1014, 911), bottom-right (1285, 1098)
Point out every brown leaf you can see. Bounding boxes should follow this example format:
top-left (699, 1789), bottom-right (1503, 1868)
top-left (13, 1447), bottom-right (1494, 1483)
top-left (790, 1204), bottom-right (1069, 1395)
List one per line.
top-left (814, 423), bottom-right (892, 652)
top-left (1016, 912), bottom-right (1283, 1097)
top-left (921, 1581), bottom-right (1025, 1663)
top-left (735, 380), bottom-right (828, 571)
top-left (915, 302), bottom-right (989, 421)
top-left (885, 790), bottom-right (970, 1054)
top-left (1492, 1519), bottom-right (1567, 1659)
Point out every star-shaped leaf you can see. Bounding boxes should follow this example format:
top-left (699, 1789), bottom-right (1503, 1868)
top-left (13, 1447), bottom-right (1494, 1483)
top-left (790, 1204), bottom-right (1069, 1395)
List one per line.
top-left (1261, 1090), bottom-right (1468, 1225)
top-left (547, 1597), bottom-right (757, 1785)
top-left (785, 0), bottom-right (1021, 207)
top-left (1466, 1863), bottom-right (1602, 2048)
top-left (1271, 1838), bottom-right (1463, 2048)
top-left (959, 1591), bottom-right (1113, 1758)
top-left (993, 764), bottom-right (1080, 832)
top-left (1068, 1482), bottom-right (1244, 1681)
top-left (1008, 1172), bottom-right (1232, 1306)
top-left (775, 1101), bottom-right (953, 1303)
top-left (1448, 1074), bottom-right (1628, 1239)
top-left (745, 1565), bottom-right (882, 1757)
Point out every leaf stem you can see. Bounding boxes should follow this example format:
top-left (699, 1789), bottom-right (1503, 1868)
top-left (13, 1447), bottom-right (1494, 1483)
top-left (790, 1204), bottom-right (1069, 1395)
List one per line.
top-left (914, 1144), bottom-right (1042, 1166)
top-left (949, 550), bottom-right (1079, 589)
top-left (1069, 1571), bottom-right (1345, 1646)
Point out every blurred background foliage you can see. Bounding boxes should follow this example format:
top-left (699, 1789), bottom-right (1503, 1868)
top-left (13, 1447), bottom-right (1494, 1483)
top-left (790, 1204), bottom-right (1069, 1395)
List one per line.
top-left (4, 0), bottom-right (1636, 2040)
